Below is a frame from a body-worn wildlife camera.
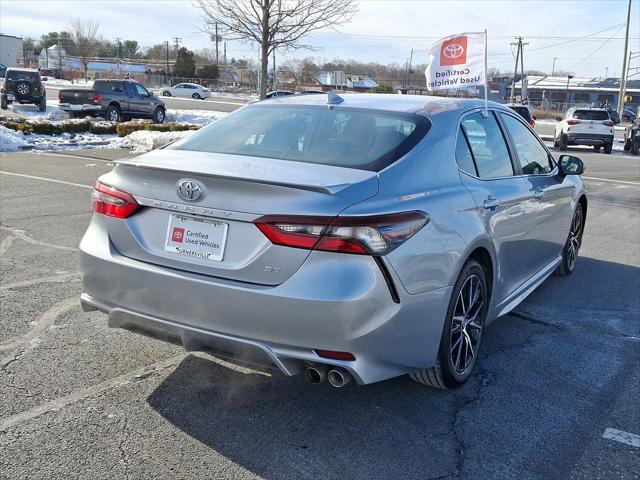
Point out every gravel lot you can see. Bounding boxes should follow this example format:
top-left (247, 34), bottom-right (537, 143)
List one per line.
top-left (0, 148), bottom-right (638, 479)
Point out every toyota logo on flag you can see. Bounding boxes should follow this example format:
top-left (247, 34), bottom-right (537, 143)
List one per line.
top-left (440, 36), bottom-right (467, 66)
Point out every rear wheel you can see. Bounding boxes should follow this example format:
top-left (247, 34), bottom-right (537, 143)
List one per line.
top-left (554, 204), bottom-right (584, 277)
top-left (603, 142), bottom-right (613, 154)
top-left (624, 139), bottom-right (631, 151)
top-left (192, 93), bottom-right (201, 100)
top-left (593, 145), bottom-right (601, 152)
top-left (38, 97), bottom-right (46, 112)
top-left (0, 95), bottom-right (6, 110)
top-left (410, 259), bottom-right (488, 389)
top-left (631, 139), bottom-right (640, 155)
top-left (106, 105), bottom-right (121, 122)
top-left (162, 90), bottom-right (171, 97)
top-left (152, 107), bottom-right (165, 124)
top-left (558, 133), bottom-right (568, 151)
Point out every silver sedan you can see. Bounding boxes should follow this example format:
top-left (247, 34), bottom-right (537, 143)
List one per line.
top-left (80, 93), bottom-right (587, 388)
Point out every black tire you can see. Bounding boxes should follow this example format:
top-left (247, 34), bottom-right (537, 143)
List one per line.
top-left (162, 90), bottom-right (171, 97)
top-left (192, 93), bottom-right (201, 100)
top-left (631, 140), bottom-right (640, 155)
top-left (593, 146), bottom-right (601, 152)
top-left (152, 106), bottom-right (165, 124)
top-left (38, 97), bottom-right (46, 112)
top-left (410, 259), bottom-right (489, 389)
top-left (603, 142), bottom-right (612, 154)
top-left (553, 135), bottom-right (559, 148)
top-left (554, 204), bottom-right (584, 277)
top-left (106, 105), bottom-right (121, 122)
top-left (0, 95), bottom-right (6, 110)
top-left (624, 140), bottom-right (631, 151)
top-left (558, 133), bottom-right (568, 151)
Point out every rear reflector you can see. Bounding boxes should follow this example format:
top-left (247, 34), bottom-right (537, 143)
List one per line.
top-left (255, 212), bottom-right (428, 255)
top-left (92, 181), bottom-right (140, 218)
top-left (314, 349), bottom-right (356, 361)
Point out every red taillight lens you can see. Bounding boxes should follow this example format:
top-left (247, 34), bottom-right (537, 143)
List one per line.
top-left (567, 119), bottom-right (581, 125)
top-left (603, 120), bottom-right (614, 127)
top-left (528, 118), bottom-right (535, 127)
top-left (92, 181), bottom-right (140, 218)
top-left (255, 212), bottom-right (429, 255)
top-left (90, 92), bottom-right (102, 103)
top-left (58, 91), bottom-right (63, 101)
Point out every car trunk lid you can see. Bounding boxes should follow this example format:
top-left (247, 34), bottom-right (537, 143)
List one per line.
top-left (100, 149), bottom-right (378, 285)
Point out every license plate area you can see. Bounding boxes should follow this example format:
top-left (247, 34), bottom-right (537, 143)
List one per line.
top-left (164, 214), bottom-right (228, 262)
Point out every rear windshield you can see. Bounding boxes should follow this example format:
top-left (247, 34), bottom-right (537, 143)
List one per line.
top-left (6, 70), bottom-right (39, 82)
top-left (94, 81), bottom-right (124, 93)
top-left (573, 110), bottom-right (609, 121)
top-left (508, 106), bottom-right (531, 120)
top-left (170, 104), bottom-right (430, 171)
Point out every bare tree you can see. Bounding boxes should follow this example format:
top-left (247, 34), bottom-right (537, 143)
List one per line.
top-left (196, 0), bottom-right (357, 98)
top-left (69, 18), bottom-right (99, 80)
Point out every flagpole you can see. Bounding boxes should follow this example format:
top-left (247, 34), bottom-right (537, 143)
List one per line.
top-left (484, 29), bottom-right (488, 117)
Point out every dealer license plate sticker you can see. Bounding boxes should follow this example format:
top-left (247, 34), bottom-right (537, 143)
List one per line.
top-left (164, 215), bottom-right (228, 262)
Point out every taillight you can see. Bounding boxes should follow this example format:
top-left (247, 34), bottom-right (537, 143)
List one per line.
top-left (603, 120), bottom-right (614, 127)
top-left (92, 181), bottom-right (140, 219)
top-left (255, 212), bottom-right (429, 255)
top-left (567, 119), bottom-right (581, 125)
top-left (528, 118), bottom-right (535, 127)
top-left (90, 93), bottom-right (102, 103)
top-left (58, 91), bottom-right (63, 101)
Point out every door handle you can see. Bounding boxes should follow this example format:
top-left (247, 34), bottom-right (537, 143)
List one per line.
top-left (483, 196), bottom-right (501, 209)
top-left (533, 189), bottom-right (544, 200)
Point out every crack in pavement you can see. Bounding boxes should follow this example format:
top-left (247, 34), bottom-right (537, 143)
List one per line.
top-left (0, 272), bottom-right (81, 291)
top-left (0, 353), bottom-right (187, 431)
top-left (0, 224), bottom-right (77, 255)
top-left (0, 297), bottom-right (79, 354)
top-left (117, 416), bottom-right (132, 480)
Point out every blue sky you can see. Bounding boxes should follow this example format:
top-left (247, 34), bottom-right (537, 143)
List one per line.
top-left (1, 0), bottom-right (638, 78)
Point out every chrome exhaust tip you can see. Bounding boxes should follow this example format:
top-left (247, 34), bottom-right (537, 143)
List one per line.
top-left (304, 365), bottom-right (328, 384)
top-left (327, 367), bottom-right (352, 388)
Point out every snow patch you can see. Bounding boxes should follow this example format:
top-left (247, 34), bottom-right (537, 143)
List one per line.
top-left (107, 130), bottom-right (194, 153)
top-left (6, 101), bottom-right (69, 121)
top-left (0, 125), bottom-right (28, 151)
top-left (165, 109), bottom-right (227, 125)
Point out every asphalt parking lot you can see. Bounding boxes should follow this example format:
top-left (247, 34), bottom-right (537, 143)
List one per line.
top-left (0, 148), bottom-right (638, 479)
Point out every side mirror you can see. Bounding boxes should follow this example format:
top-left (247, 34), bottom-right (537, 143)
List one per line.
top-left (532, 115), bottom-right (537, 120)
top-left (558, 154), bottom-right (584, 176)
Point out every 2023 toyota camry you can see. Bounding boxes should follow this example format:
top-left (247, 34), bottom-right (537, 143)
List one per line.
top-left (80, 93), bottom-right (587, 389)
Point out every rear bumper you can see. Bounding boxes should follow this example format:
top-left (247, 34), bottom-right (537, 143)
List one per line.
top-left (79, 216), bottom-right (451, 384)
top-left (566, 133), bottom-right (613, 146)
top-left (58, 103), bottom-right (102, 113)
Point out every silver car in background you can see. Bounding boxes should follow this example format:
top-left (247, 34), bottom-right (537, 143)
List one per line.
top-left (80, 93), bottom-right (587, 389)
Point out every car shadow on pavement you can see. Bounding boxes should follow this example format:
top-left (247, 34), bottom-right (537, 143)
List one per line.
top-left (146, 256), bottom-right (639, 480)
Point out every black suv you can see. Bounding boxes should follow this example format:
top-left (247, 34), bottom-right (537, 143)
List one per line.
top-left (1, 68), bottom-right (47, 112)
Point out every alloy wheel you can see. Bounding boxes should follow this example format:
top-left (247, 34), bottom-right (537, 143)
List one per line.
top-left (566, 207), bottom-right (583, 272)
top-left (450, 274), bottom-right (484, 376)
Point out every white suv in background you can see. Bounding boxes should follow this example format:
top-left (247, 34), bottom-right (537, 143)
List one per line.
top-left (554, 107), bottom-right (615, 154)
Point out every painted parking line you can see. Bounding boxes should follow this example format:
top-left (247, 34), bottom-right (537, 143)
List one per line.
top-left (582, 176), bottom-right (640, 187)
top-left (0, 170), bottom-right (92, 189)
top-left (602, 428), bottom-right (640, 448)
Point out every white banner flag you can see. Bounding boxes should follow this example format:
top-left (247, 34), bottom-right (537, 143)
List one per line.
top-left (425, 32), bottom-right (487, 91)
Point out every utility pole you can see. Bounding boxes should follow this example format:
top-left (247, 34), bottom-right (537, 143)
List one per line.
top-left (165, 40), bottom-right (170, 84)
top-left (605, 67), bottom-right (609, 78)
top-left (510, 38), bottom-right (521, 103)
top-left (519, 37), bottom-right (528, 102)
top-left (115, 37), bottom-right (122, 76)
top-left (224, 41), bottom-right (227, 84)
top-left (552, 57), bottom-right (557, 76)
top-left (565, 74), bottom-right (574, 110)
top-left (173, 37), bottom-right (182, 50)
top-left (406, 48), bottom-right (413, 89)
top-left (272, 48), bottom-right (276, 89)
top-left (617, 0), bottom-right (632, 113)
top-left (215, 23), bottom-right (219, 65)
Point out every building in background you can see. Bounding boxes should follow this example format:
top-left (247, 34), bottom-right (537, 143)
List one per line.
top-left (507, 75), bottom-right (640, 112)
top-left (0, 34), bottom-right (24, 68)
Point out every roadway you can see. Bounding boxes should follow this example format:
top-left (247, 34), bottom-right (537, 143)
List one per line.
top-left (0, 147), bottom-right (638, 479)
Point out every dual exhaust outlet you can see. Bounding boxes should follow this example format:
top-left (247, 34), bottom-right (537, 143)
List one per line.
top-left (304, 364), bottom-right (352, 388)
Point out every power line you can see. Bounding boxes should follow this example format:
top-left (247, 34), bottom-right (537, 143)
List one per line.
top-left (566, 24), bottom-right (626, 69)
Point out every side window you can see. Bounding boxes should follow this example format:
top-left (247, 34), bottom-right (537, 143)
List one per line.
top-left (455, 129), bottom-right (477, 175)
top-left (460, 112), bottom-right (514, 178)
top-left (500, 113), bottom-right (551, 175)
top-left (175, 84), bottom-right (183, 89)
top-left (134, 84), bottom-right (149, 96)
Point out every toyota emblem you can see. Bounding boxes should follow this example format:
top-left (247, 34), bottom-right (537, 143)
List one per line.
top-left (443, 43), bottom-right (465, 59)
top-left (177, 180), bottom-right (203, 201)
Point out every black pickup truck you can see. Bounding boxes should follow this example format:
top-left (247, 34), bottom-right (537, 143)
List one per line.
top-left (58, 79), bottom-right (166, 123)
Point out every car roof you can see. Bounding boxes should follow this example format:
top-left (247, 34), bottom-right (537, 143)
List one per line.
top-left (260, 92), bottom-right (507, 116)
top-left (6, 68), bottom-right (39, 73)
